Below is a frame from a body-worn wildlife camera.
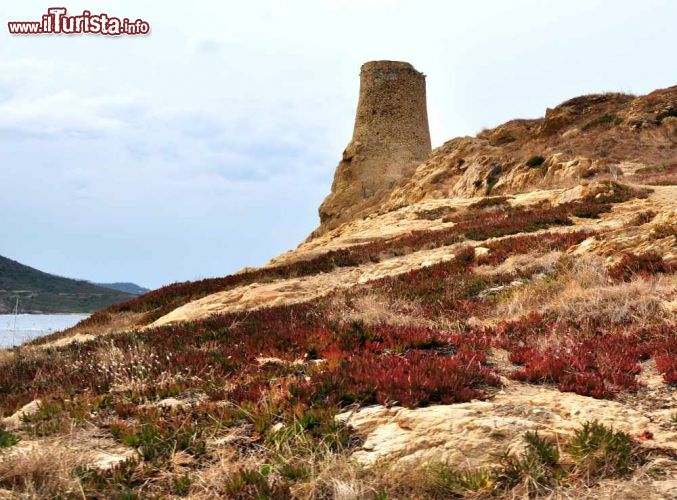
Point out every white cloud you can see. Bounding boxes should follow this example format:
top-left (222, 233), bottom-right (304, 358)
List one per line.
top-left (0, 91), bottom-right (139, 134)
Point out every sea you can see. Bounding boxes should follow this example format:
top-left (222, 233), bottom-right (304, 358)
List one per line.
top-left (0, 314), bottom-right (89, 348)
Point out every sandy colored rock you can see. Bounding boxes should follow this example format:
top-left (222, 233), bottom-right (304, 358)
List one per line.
top-left (1, 399), bottom-right (41, 430)
top-left (338, 382), bottom-right (677, 468)
top-left (151, 243), bottom-right (463, 326)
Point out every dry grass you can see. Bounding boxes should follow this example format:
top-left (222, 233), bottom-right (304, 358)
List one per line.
top-left (476, 251), bottom-right (563, 277)
top-left (650, 222), bottom-right (677, 240)
top-left (325, 292), bottom-right (429, 328)
top-left (0, 447), bottom-right (87, 498)
top-left (79, 339), bottom-right (169, 394)
top-left (291, 455), bottom-right (375, 500)
top-left (494, 256), bottom-right (676, 326)
top-left (177, 446), bottom-right (247, 499)
top-left (0, 350), bottom-right (14, 369)
top-left (39, 311), bottom-right (146, 348)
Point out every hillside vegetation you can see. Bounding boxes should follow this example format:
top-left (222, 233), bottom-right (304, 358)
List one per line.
top-left (0, 86), bottom-right (675, 499)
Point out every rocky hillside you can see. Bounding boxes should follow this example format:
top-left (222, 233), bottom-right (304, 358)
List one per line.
top-left (0, 83), bottom-right (675, 499)
top-left (0, 255), bottom-right (137, 314)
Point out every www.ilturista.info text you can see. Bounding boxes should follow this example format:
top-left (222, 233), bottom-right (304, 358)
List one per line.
top-left (8, 8), bottom-right (150, 36)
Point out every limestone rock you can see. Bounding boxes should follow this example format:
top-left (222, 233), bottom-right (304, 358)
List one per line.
top-left (338, 384), bottom-right (677, 468)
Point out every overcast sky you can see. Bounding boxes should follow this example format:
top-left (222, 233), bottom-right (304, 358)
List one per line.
top-left (1, 1), bottom-right (675, 289)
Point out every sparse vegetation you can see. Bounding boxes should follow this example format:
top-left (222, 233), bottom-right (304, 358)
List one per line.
top-left (582, 113), bottom-right (621, 131)
top-left (416, 205), bottom-right (457, 220)
top-left (568, 421), bottom-right (639, 479)
top-left (485, 164), bottom-right (502, 194)
top-left (526, 155), bottom-right (546, 168)
top-left (468, 196), bottom-right (510, 209)
top-left (424, 463), bottom-right (496, 496)
top-left (608, 251), bottom-right (675, 282)
top-left (0, 428), bottom-right (19, 448)
top-left (491, 133), bottom-right (516, 146)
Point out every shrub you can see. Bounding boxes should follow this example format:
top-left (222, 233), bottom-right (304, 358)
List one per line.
top-left (526, 155), bottom-right (545, 168)
top-left (582, 113), bottom-right (620, 131)
top-left (524, 431), bottom-right (560, 466)
top-left (303, 343), bottom-right (500, 408)
top-left (608, 251), bottom-right (675, 282)
top-left (568, 421), bottom-right (639, 479)
top-left (468, 196), bottom-right (510, 210)
top-left (0, 428), bottom-right (19, 448)
top-left (77, 459), bottom-right (148, 498)
top-left (495, 316), bottom-right (665, 398)
top-left (476, 231), bottom-right (592, 266)
top-left (568, 201), bottom-right (612, 218)
top-left (496, 423), bottom-right (640, 494)
top-left (485, 165), bottom-right (502, 194)
top-left (416, 206), bottom-right (457, 220)
top-left (110, 413), bottom-right (207, 462)
top-left (491, 134), bottom-right (516, 146)
top-left (652, 334), bottom-right (677, 385)
top-left (629, 210), bottom-right (656, 226)
top-left (632, 163), bottom-right (677, 186)
top-left (19, 398), bottom-right (90, 437)
top-left (582, 182), bottom-right (651, 205)
top-left (172, 474), bottom-right (193, 497)
top-left (498, 431), bottom-right (565, 493)
top-left (424, 463), bottom-right (496, 496)
top-left (461, 205), bottom-right (572, 240)
top-left (650, 223), bottom-right (677, 240)
top-left (222, 467), bottom-right (290, 499)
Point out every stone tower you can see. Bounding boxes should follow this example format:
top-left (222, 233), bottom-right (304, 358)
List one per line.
top-left (317, 61), bottom-right (431, 233)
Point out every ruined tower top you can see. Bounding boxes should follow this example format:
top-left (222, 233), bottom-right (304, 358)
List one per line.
top-left (317, 61), bottom-right (431, 234)
top-left (352, 61), bottom-right (431, 161)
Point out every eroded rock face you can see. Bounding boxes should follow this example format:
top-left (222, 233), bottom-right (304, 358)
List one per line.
top-left (317, 61), bottom-right (431, 235)
top-left (384, 85), bottom-right (677, 210)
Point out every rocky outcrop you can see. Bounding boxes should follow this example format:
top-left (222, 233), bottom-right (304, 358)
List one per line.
top-left (384, 86), bottom-right (677, 210)
top-left (337, 382), bottom-right (677, 468)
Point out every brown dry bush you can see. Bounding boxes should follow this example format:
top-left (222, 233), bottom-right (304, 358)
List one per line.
top-left (650, 223), bottom-right (677, 240)
top-left (324, 292), bottom-right (429, 329)
top-left (0, 350), bottom-right (14, 369)
top-left (494, 256), bottom-right (676, 326)
top-left (0, 448), bottom-right (87, 498)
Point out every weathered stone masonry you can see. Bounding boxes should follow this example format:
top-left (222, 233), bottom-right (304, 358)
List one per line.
top-left (318, 61), bottom-right (431, 234)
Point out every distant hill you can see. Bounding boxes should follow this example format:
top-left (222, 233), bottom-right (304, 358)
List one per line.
top-left (94, 282), bottom-right (150, 295)
top-left (0, 254), bottom-right (136, 314)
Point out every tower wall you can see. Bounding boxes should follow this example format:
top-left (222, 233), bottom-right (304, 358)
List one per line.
top-left (352, 61), bottom-right (431, 165)
top-left (318, 61), bottom-right (431, 233)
